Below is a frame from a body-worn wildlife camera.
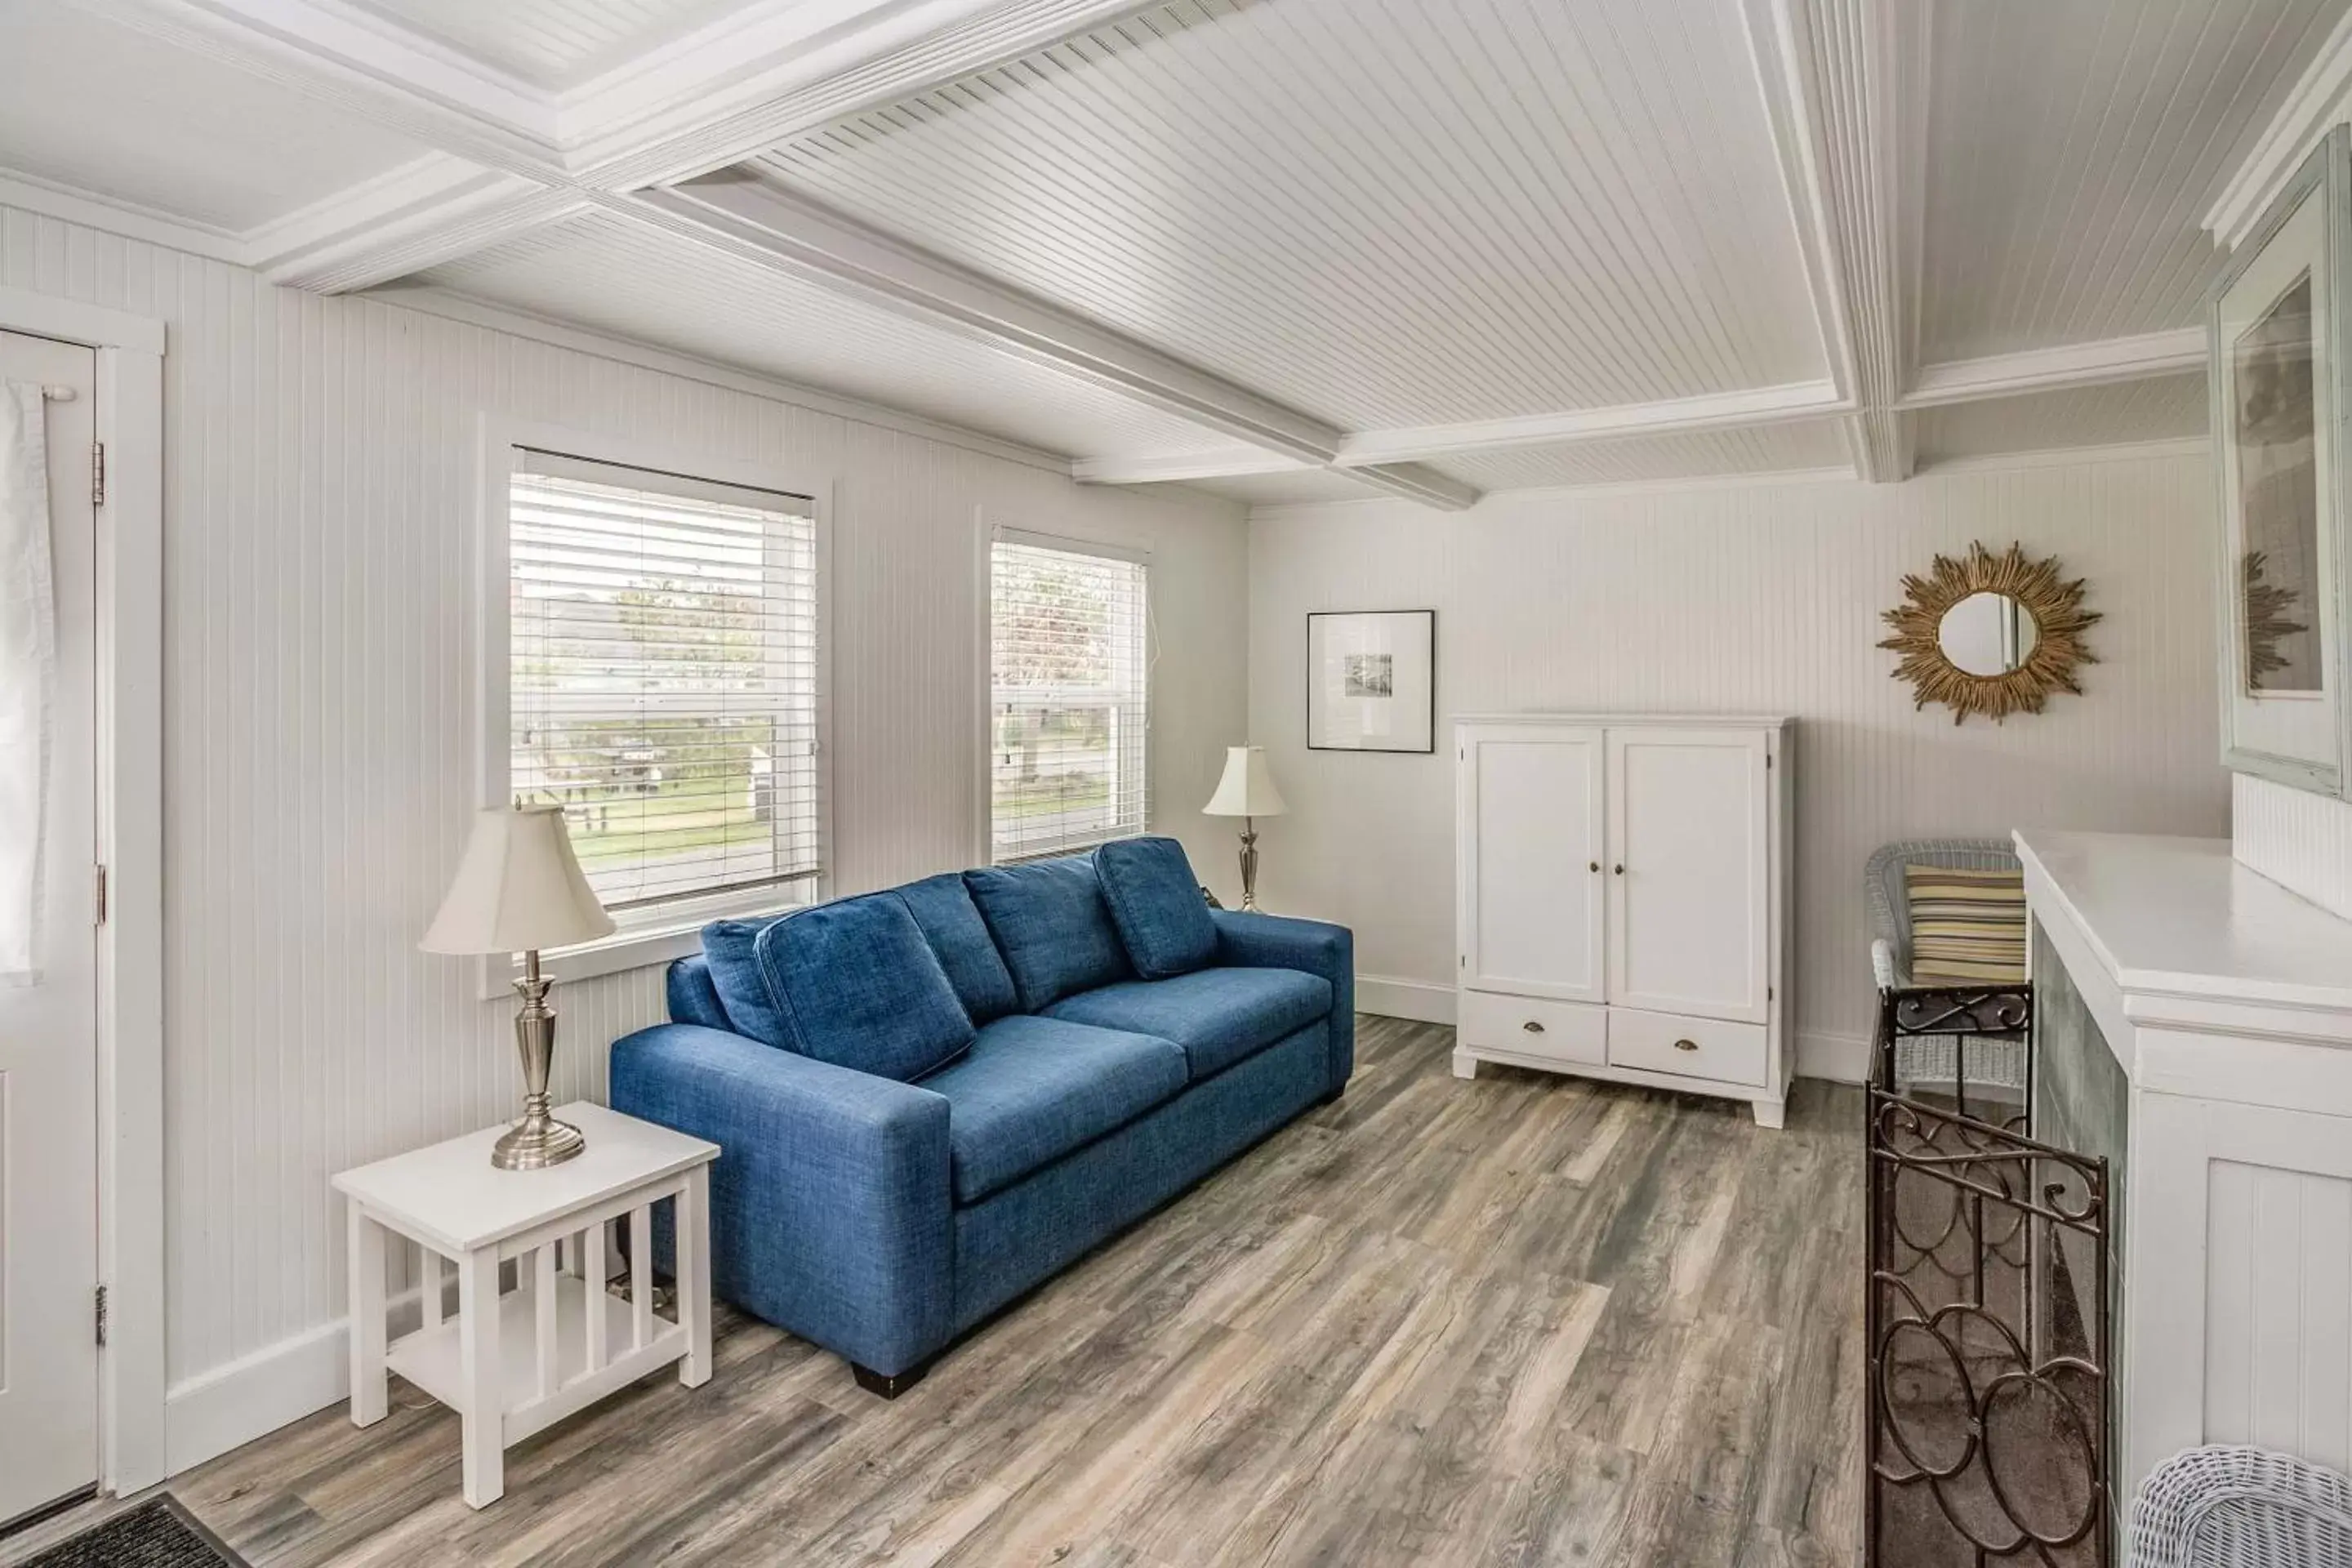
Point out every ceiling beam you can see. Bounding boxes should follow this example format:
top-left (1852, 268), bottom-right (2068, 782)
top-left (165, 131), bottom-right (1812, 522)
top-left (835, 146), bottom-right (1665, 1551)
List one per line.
top-left (1740, 0), bottom-right (1928, 482)
top-left (245, 156), bottom-right (586, 291)
top-left (633, 171), bottom-right (1349, 466)
top-left (1900, 328), bottom-right (2207, 408)
top-left (1073, 448), bottom-right (1312, 486)
top-left (2206, 5), bottom-right (2352, 250)
top-left (568, 0), bottom-right (1170, 188)
top-left (1341, 464), bottom-right (1482, 513)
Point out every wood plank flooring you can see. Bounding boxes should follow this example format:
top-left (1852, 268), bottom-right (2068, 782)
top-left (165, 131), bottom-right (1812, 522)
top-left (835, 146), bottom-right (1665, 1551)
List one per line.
top-left (7, 1018), bottom-right (1864, 1567)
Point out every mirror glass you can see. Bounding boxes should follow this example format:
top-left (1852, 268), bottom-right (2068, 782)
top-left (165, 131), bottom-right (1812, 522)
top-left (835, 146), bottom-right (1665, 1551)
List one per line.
top-left (1938, 590), bottom-right (2039, 677)
top-left (2234, 270), bottom-right (2321, 693)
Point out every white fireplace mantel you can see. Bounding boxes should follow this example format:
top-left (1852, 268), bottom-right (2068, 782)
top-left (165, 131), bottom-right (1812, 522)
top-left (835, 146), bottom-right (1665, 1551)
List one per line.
top-left (2016, 828), bottom-right (2352, 1505)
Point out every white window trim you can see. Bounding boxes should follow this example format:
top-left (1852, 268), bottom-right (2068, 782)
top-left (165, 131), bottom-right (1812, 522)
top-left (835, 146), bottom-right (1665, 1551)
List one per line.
top-left (474, 414), bottom-right (834, 996)
top-left (977, 513), bottom-right (1156, 866)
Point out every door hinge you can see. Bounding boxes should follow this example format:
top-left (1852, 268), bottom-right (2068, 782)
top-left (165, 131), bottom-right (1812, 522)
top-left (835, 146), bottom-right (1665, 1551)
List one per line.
top-left (91, 442), bottom-right (105, 508)
top-left (95, 1284), bottom-right (108, 1348)
top-left (95, 864), bottom-right (107, 925)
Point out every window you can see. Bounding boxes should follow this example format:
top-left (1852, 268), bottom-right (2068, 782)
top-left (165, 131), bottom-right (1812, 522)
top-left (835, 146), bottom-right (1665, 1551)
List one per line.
top-left (989, 531), bottom-right (1150, 862)
top-left (508, 448), bottom-right (822, 917)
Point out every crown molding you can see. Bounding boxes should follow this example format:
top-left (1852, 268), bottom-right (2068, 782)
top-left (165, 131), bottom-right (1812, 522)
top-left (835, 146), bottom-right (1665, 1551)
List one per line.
top-left (366, 283), bottom-right (1073, 473)
top-left (1912, 435), bottom-right (2210, 475)
top-left (1901, 327), bottom-right (2207, 408)
top-left (1074, 447), bottom-right (1310, 485)
top-left (2206, 5), bottom-right (2352, 250)
top-left (634, 171), bottom-right (1348, 465)
top-left (0, 169), bottom-right (250, 264)
top-left (1335, 381), bottom-right (1850, 468)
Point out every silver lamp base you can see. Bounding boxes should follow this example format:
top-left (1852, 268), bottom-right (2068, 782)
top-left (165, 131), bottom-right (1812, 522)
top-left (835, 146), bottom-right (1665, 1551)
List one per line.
top-left (1236, 817), bottom-right (1263, 911)
top-left (492, 951), bottom-right (585, 1170)
top-left (492, 1107), bottom-right (586, 1170)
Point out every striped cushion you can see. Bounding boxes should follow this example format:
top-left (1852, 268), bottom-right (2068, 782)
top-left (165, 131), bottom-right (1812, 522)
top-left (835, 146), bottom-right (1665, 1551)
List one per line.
top-left (1904, 862), bottom-right (2027, 983)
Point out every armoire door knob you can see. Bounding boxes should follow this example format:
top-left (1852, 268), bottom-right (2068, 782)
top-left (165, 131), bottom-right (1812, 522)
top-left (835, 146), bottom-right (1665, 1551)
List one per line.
top-left (1613, 863), bottom-right (1624, 875)
top-left (1588, 861), bottom-right (1600, 873)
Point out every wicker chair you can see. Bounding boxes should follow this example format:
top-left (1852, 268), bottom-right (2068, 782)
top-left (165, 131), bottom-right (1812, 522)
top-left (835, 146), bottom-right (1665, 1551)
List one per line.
top-left (2131, 1446), bottom-right (2352, 1567)
top-left (1866, 838), bottom-right (2026, 1095)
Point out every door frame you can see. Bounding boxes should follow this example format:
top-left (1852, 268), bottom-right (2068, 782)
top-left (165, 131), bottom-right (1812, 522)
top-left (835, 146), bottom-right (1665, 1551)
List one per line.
top-left (0, 287), bottom-right (167, 1495)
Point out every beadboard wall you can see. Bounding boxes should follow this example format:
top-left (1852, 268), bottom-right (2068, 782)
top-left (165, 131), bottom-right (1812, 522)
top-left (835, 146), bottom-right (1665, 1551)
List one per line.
top-left (0, 203), bottom-right (1249, 1468)
top-left (1246, 455), bottom-right (2232, 1073)
top-left (2234, 771), bottom-right (2352, 919)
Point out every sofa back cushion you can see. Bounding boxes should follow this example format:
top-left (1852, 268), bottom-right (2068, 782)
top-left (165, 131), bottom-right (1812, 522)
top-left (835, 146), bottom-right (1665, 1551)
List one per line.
top-left (963, 855), bottom-right (1134, 1013)
top-left (751, 893), bottom-right (977, 1080)
top-left (1093, 837), bottom-right (1216, 979)
top-left (666, 955), bottom-right (733, 1032)
top-left (700, 914), bottom-right (795, 1048)
top-left (897, 872), bottom-right (1021, 1025)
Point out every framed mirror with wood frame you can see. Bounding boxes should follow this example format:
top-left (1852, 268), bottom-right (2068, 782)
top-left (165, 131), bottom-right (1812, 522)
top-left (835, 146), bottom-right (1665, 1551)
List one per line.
top-left (1879, 541), bottom-right (2099, 724)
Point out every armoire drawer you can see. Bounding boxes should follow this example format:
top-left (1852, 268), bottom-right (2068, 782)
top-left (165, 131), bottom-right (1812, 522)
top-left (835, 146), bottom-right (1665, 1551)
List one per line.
top-left (1606, 1006), bottom-right (1766, 1087)
top-left (1459, 990), bottom-right (1606, 1066)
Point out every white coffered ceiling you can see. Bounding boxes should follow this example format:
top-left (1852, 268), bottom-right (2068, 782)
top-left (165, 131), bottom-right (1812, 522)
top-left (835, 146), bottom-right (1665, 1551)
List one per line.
top-left (7, 0), bottom-right (2345, 508)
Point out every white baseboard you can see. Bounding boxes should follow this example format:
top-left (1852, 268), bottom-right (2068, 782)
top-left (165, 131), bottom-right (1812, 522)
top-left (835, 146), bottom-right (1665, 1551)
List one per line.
top-left (164, 1316), bottom-right (350, 1476)
top-left (162, 1280), bottom-right (448, 1475)
top-left (1796, 1029), bottom-right (1872, 1085)
top-left (1357, 974), bottom-right (1456, 1024)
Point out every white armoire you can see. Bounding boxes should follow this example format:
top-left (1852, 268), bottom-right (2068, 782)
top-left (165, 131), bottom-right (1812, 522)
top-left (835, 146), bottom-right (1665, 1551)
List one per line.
top-left (1452, 714), bottom-right (1793, 1128)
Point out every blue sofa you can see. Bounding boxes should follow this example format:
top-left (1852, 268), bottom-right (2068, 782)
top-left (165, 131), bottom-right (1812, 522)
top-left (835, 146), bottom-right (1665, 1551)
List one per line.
top-left (608, 835), bottom-right (1352, 1395)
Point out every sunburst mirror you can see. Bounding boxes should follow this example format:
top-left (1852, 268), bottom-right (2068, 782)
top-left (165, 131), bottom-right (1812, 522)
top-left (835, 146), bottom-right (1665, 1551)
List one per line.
top-left (1879, 541), bottom-right (2100, 724)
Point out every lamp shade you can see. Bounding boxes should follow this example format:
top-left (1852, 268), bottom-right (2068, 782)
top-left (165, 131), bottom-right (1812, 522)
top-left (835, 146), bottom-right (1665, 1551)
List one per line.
top-left (420, 804), bottom-right (615, 956)
top-left (1203, 746), bottom-right (1288, 817)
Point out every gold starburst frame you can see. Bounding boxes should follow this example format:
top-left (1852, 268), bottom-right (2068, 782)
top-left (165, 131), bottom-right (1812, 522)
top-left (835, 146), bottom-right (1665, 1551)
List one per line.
top-left (1878, 541), bottom-right (2100, 724)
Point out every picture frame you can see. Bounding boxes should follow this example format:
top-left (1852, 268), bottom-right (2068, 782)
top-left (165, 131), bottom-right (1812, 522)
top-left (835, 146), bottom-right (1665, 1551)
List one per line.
top-left (1306, 609), bottom-right (1436, 753)
top-left (2209, 126), bottom-right (2352, 797)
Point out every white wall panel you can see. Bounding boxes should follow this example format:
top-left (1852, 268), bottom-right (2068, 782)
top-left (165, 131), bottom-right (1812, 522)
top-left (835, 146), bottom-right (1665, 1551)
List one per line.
top-left (2234, 772), bottom-right (2352, 920)
top-left (2205, 1157), bottom-right (2352, 1473)
top-left (0, 203), bottom-right (1246, 1415)
top-left (1249, 452), bottom-right (2228, 1065)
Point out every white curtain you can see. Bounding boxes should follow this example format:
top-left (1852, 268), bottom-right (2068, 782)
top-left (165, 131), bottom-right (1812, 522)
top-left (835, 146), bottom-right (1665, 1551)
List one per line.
top-left (0, 382), bottom-right (54, 984)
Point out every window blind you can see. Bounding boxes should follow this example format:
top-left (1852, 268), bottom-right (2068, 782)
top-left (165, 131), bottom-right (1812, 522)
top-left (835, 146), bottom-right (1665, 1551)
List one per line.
top-left (510, 449), bottom-right (821, 913)
top-left (990, 532), bottom-right (1150, 862)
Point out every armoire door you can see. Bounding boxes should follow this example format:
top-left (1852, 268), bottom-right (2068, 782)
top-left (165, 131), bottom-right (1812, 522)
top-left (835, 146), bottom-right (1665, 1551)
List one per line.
top-left (1458, 724), bottom-right (1605, 1001)
top-left (1606, 727), bottom-right (1769, 1023)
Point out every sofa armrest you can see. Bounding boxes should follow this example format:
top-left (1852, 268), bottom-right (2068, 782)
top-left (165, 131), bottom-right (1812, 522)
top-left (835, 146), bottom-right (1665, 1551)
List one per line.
top-left (608, 1023), bottom-right (952, 1375)
top-left (1210, 910), bottom-right (1355, 1090)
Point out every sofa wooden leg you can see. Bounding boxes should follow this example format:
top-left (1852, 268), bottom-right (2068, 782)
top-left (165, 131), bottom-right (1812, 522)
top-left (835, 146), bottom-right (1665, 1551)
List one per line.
top-left (850, 1361), bottom-right (929, 1399)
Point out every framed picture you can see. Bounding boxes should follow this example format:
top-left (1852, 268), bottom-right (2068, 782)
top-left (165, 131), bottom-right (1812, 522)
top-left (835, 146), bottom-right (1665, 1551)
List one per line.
top-left (1307, 610), bottom-right (1436, 753)
top-left (2210, 125), bottom-right (2352, 796)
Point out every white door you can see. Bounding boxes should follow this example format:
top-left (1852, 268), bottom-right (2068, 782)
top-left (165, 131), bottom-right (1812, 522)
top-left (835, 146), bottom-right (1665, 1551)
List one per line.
top-left (0, 331), bottom-right (100, 1522)
top-left (1606, 727), bottom-right (1769, 1024)
top-left (1458, 724), bottom-right (1605, 1001)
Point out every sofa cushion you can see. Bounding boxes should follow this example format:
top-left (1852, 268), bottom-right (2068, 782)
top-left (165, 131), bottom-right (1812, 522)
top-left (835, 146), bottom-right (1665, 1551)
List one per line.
top-left (666, 955), bottom-right (733, 1033)
top-left (1094, 836), bottom-right (1216, 979)
top-left (896, 872), bottom-right (1020, 1025)
top-left (963, 856), bottom-right (1134, 1013)
top-left (1045, 966), bottom-right (1332, 1082)
top-left (699, 914), bottom-right (794, 1048)
top-left (919, 1015), bottom-right (1187, 1205)
top-left (752, 893), bottom-right (976, 1081)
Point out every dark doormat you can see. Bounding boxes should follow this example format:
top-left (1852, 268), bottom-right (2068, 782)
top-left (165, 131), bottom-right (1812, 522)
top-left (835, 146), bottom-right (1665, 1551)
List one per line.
top-left (19, 1498), bottom-right (249, 1568)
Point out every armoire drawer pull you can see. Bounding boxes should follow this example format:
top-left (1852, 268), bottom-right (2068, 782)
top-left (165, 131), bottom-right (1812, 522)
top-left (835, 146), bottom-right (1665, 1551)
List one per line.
top-left (1673, 1038), bottom-right (1699, 1053)
top-left (1522, 1020), bottom-right (1545, 1033)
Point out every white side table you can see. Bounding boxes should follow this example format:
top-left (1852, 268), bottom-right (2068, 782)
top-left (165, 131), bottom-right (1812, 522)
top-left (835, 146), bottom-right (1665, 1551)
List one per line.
top-left (332, 1102), bottom-right (719, 1508)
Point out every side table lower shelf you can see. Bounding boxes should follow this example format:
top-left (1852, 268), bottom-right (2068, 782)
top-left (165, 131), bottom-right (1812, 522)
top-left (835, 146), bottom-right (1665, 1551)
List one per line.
top-left (388, 1272), bottom-right (690, 1449)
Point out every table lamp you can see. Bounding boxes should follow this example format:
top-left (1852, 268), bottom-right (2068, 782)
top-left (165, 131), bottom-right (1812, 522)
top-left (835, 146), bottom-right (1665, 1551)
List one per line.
top-left (1203, 745), bottom-right (1287, 911)
top-left (421, 804), bottom-right (615, 1169)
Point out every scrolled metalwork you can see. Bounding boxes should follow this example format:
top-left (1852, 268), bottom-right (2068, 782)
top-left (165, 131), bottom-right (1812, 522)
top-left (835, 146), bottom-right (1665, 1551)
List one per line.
top-left (1869, 978), bottom-right (2112, 1568)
